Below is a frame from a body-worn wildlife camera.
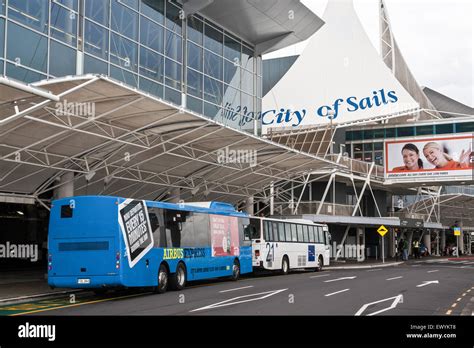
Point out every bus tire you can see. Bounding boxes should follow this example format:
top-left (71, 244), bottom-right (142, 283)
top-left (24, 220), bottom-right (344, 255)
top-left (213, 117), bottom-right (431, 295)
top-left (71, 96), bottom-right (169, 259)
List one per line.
top-left (315, 256), bottom-right (324, 272)
top-left (170, 262), bottom-right (187, 291)
top-left (281, 256), bottom-right (289, 275)
top-left (155, 263), bottom-right (169, 294)
top-left (230, 259), bottom-right (240, 281)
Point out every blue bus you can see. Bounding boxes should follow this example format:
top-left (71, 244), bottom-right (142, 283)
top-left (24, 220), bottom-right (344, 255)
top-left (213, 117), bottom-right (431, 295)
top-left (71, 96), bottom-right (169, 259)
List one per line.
top-left (48, 196), bottom-right (253, 294)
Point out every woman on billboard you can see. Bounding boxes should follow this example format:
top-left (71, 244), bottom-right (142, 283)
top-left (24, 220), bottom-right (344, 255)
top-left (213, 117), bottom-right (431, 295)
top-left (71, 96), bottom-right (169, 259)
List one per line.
top-left (422, 142), bottom-right (471, 170)
top-left (392, 143), bottom-right (423, 171)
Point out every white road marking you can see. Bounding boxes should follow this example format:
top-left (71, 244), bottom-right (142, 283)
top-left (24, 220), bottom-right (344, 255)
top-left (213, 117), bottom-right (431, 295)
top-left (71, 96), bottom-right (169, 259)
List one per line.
top-left (355, 294), bottom-right (403, 316)
top-left (416, 280), bottom-right (439, 288)
top-left (411, 265), bottom-right (421, 267)
top-left (427, 270), bottom-right (439, 273)
top-left (324, 276), bottom-right (357, 283)
top-left (219, 285), bottom-right (254, 293)
top-left (190, 288), bottom-right (288, 312)
top-left (386, 276), bottom-right (403, 281)
top-left (367, 268), bottom-right (382, 272)
top-left (324, 289), bottom-right (350, 297)
top-left (310, 274), bottom-right (331, 279)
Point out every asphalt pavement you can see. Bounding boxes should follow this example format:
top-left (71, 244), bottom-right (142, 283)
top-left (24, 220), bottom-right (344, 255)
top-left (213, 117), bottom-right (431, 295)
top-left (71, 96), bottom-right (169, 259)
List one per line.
top-left (2, 258), bottom-right (472, 316)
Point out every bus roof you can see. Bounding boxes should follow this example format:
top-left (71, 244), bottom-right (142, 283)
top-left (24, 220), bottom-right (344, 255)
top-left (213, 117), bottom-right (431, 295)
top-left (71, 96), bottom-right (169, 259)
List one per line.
top-left (254, 216), bottom-right (327, 226)
top-left (52, 196), bottom-right (247, 217)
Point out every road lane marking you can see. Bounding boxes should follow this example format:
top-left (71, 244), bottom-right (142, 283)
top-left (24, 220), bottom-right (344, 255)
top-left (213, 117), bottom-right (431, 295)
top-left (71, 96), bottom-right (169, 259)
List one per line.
top-left (456, 298), bottom-right (462, 301)
top-left (451, 303), bottom-right (457, 308)
top-left (355, 294), bottom-right (403, 316)
top-left (366, 269), bottom-right (382, 272)
top-left (219, 286), bottom-right (254, 293)
top-left (446, 310), bottom-right (452, 315)
top-left (324, 276), bottom-right (356, 283)
top-left (411, 265), bottom-right (421, 267)
top-left (309, 274), bottom-right (331, 279)
top-left (386, 276), bottom-right (403, 281)
top-left (9, 292), bottom-right (152, 316)
top-left (324, 289), bottom-right (350, 297)
top-left (190, 289), bottom-right (288, 312)
top-left (416, 280), bottom-right (439, 288)
top-left (462, 293), bottom-right (467, 296)
top-left (427, 270), bottom-right (439, 273)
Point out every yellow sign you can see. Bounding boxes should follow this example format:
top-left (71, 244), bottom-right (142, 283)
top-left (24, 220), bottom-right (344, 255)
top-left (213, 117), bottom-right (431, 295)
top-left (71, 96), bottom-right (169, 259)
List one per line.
top-left (454, 227), bottom-right (461, 236)
top-left (377, 225), bottom-right (388, 237)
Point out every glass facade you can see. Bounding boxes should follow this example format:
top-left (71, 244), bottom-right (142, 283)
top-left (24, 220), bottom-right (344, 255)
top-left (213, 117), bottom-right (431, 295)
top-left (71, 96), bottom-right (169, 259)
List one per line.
top-left (0, 0), bottom-right (261, 134)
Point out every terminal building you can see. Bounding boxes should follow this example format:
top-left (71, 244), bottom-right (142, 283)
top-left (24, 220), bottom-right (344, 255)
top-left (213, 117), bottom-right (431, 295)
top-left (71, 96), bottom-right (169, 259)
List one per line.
top-left (0, 0), bottom-right (472, 269)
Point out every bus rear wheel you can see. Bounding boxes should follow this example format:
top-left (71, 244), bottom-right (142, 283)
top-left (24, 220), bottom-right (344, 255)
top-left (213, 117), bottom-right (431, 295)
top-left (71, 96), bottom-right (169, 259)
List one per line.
top-left (230, 260), bottom-right (240, 281)
top-left (155, 263), bottom-right (168, 294)
top-left (281, 256), bottom-right (289, 275)
top-left (170, 263), bottom-right (186, 291)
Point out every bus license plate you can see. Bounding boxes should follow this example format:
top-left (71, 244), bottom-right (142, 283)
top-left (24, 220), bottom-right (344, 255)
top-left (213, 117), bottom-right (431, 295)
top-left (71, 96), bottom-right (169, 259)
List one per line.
top-left (77, 278), bottom-right (90, 284)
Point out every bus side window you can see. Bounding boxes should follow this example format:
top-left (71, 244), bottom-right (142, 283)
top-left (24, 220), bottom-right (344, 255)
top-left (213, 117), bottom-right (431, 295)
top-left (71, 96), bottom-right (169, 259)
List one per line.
top-left (272, 222), bottom-right (279, 242)
top-left (318, 227), bottom-right (324, 244)
top-left (291, 224), bottom-right (297, 242)
top-left (148, 212), bottom-right (159, 232)
top-left (307, 226), bottom-right (315, 243)
top-left (297, 224), bottom-right (303, 242)
top-left (278, 222), bottom-right (285, 242)
top-left (314, 227), bottom-right (320, 243)
top-left (285, 222), bottom-right (292, 241)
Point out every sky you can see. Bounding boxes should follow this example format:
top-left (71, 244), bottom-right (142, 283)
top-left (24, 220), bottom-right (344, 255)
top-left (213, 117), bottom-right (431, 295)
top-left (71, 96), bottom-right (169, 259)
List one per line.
top-left (263, 0), bottom-right (473, 108)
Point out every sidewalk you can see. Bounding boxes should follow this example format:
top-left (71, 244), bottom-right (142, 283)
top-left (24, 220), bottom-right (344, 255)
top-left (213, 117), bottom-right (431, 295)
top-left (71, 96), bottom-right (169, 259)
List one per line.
top-left (0, 267), bottom-right (81, 304)
top-left (325, 255), bottom-right (454, 270)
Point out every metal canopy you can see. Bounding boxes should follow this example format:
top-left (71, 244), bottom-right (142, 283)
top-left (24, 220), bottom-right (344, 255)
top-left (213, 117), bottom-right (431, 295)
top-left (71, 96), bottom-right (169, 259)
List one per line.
top-left (0, 75), bottom-right (337, 205)
top-left (183, 0), bottom-right (325, 55)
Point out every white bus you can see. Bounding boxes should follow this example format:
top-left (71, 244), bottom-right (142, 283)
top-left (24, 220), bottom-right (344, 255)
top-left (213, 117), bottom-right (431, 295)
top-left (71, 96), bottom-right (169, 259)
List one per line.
top-left (247, 217), bottom-right (331, 274)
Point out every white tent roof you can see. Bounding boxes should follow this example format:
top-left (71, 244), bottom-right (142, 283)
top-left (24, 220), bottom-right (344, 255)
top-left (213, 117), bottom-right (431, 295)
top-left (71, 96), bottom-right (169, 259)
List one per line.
top-left (262, 0), bottom-right (420, 132)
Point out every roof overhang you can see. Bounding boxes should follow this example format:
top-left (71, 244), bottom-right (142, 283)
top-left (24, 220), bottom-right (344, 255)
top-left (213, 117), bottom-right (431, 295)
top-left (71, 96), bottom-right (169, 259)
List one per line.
top-left (0, 74), bottom-right (338, 205)
top-left (181, 0), bottom-right (325, 55)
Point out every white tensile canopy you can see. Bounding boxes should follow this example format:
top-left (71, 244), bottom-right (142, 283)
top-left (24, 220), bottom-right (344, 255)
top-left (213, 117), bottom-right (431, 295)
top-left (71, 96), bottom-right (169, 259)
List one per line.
top-left (262, 0), bottom-right (420, 133)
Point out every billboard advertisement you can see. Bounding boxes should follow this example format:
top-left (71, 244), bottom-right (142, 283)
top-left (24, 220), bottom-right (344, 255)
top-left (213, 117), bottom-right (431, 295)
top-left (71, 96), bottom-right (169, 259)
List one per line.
top-left (209, 214), bottom-right (240, 257)
top-left (385, 135), bottom-right (473, 182)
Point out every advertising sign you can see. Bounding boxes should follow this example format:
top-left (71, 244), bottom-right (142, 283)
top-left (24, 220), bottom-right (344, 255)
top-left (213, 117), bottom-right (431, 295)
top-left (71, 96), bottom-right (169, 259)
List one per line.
top-left (209, 215), bottom-right (240, 257)
top-left (118, 199), bottom-right (154, 268)
top-left (385, 135), bottom-right (473, 182)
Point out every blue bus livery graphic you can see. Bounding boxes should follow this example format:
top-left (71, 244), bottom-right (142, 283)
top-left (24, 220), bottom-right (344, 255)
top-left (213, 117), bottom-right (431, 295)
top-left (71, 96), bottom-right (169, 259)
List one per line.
top-left (47, 196), bottom-right (252, 293)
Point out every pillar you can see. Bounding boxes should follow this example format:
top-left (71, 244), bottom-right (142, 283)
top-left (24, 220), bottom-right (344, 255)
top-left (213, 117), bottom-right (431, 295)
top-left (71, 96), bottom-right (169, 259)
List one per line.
top-left (168, 188), bottom-right (181, 203)
top-left (441, 230), bottom-right (446, 254)
top-left (54, 172), bottom-right (74, 199)
top-left (269, 182), bottom-right (274, 216)
top-left (245, 196), bottom-right (254, 215)
top-left (423, 232), bottom-right (431, 255)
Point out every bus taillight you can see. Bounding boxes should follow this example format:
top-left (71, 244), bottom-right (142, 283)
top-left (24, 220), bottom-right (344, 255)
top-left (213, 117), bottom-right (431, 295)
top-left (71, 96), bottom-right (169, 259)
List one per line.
top-left (255, 250), bottom-right (260, 257)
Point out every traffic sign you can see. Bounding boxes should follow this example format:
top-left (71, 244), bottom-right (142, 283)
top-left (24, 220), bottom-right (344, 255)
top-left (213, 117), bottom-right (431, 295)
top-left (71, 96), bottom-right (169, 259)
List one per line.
top-left (377, 225), bottom-right (388, 237)
top-left (454, 227), bottom-right (461, 236)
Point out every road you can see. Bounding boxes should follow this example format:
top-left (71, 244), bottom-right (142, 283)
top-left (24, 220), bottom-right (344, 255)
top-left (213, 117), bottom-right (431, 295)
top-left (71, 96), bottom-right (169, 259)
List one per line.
top-left (2, 258), bottom-right (473, 316)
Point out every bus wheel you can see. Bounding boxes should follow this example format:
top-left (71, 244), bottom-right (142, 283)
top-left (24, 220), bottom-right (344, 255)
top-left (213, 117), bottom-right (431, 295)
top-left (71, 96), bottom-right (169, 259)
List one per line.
top-left (315, 256), bottom-right (324, 272)
top-left (281, 256), bottom-right (289, 275)
top-left (230, 259), bottom-right (240, 281)
top-left (155, 263), bottom-right (168, 294)
top-left (170, 263), bottom-right (187, 291)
